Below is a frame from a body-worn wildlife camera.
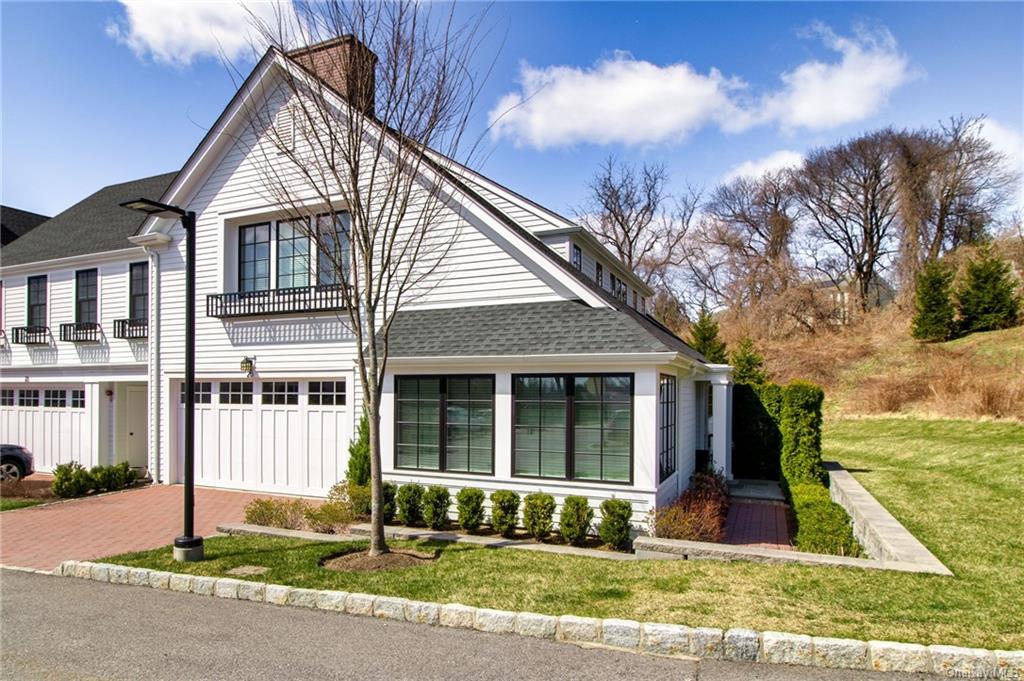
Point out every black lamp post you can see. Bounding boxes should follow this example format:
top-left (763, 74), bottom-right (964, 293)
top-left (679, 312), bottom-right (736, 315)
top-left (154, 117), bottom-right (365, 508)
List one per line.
top-left (121, 198), bottom-right (203, 562)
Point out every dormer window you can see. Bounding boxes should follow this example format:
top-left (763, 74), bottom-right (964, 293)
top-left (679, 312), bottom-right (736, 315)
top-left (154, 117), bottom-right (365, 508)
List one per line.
top-left (632, 290), bottom-right (638, 310)
top-left (571, 244), bottom-right (582, 271)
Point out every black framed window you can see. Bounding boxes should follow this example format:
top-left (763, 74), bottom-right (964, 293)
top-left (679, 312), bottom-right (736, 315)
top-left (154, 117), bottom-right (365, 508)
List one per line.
top-left (27, 275), bottom-right (46, 327)
top-left (514, 374), bottom-right (633, 483)
top-left (0, 389), bottom-right (14, 406)
top-left (75, 269), bottom-right (98, 324)
top-left (179, 382), bottom-right (212, 404)
top-left (70, 389), bottom-right (86, 409)
top-left (238, 223), bottom-right (271, 293)
top-left (44, 389), bottom-right (67, 408)
top-left (596, 263), bottom-right (604, 288)
top-left (277, 219), bottom-right (310, 289)
top-left (219, 382), bottom-right (253, 404)
top-left (262, 381), bottom-right (299, 405)
top-left (18, 389), bottom-right (39, 407)
top-left (309, 380), bottom-right (346, 406)
top-left (609, 274), bottom-right (626, 302)
top-left (571, 244), bottom-right (582, 270)
top-left (316, 213), bottom-right (351, 286)
top-left (395, 375), bottom-right (494, 474)
top-left (658, 375), bottom-right (677, 482)
top-left (129, 262), bottom-right (149, 320)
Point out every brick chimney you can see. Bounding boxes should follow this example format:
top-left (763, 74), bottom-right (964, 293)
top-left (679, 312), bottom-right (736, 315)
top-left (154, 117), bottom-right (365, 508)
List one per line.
top-left (287, 35), bottom-right (377, 116)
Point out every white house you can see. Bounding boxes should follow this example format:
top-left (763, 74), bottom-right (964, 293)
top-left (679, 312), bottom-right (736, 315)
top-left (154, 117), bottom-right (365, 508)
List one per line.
top-left (0, 37), bottom-right (733, 521)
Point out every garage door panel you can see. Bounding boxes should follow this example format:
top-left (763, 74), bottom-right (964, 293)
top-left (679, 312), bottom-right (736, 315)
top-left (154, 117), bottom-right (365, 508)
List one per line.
top-left (0, 384), bottom-right (95, 472)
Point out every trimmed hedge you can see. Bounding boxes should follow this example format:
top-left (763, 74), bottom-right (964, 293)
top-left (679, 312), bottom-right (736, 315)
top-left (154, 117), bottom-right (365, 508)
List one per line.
top-left (732, 382), bottom-right (783, 480)
top-left (522, 492), bottom-right (556, 540)
top-left (396, 483), bottom-right (424, 526)
top-left (490, 490), bottom-right (520, 538)
top-left (421, 485), bottom-right (451, 530)
top-left (456, 488), bottom-right (486, 532)
top-left (789, 483), bottom-right (860, 556)
top-left (559, 496), bottom-right (593, 546)
top-left (597, 498), bottom-right (633, 550)
top-left (780, 381), bottom-right (826, 487)
top-left (52, 461), bottom-right (137, 498)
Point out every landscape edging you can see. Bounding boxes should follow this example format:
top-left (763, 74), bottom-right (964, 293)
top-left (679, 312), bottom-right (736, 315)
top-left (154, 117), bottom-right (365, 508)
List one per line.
top-left (54, 559), bottom-right (1023, 678)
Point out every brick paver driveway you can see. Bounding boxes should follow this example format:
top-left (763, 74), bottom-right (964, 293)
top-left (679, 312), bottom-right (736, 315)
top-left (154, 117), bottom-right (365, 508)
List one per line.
top-left (0, 485), bottom-right (262, 570)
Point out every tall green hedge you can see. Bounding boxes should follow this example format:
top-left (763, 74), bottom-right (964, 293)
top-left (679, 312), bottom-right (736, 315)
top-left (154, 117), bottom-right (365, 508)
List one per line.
top-left (780, 381), bottom-right (826, 488)
top-left (732, 382), bottom-right (783, 480)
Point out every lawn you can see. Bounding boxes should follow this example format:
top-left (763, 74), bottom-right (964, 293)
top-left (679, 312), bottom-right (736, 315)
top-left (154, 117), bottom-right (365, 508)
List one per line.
top-left (105, 417), bottom-right (1024, 650)
top-left (0, 498), bottom-right (46, 512)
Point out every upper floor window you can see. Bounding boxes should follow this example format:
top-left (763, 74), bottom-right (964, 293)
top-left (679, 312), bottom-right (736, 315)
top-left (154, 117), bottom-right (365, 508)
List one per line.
top-left (609, 274), bottom-right (627, 302)
top-left (27, 275), bottom-right (46, 326)
top-left (75, 269), bottom-right (98, 324)
top-left (571, 244), bottom-right (582, 270)
top-left (632, 290), bottom-right (638, 310)
top-left (239, 223), bottom-right (271, 293)
top-left (640, 297), bottom-right (647, 315)
top-left (316, 213), bottom-right (351, 286)
top-left (596, 263), bottom-right (604, 288)
top-left (129, 262), bottom-right (149, 320)
top-left (277, 219), bottom-right (310, 289)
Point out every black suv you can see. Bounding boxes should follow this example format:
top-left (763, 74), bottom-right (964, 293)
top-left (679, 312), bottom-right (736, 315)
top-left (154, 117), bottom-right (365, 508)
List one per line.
top-left (1, 445), bottom-right (35, 482)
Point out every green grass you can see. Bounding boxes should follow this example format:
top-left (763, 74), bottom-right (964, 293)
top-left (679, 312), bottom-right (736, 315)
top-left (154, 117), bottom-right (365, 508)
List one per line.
top-left (0, 498), bottom-right (47, 512)
top-left (106, 417), bottom-right (1024, 649)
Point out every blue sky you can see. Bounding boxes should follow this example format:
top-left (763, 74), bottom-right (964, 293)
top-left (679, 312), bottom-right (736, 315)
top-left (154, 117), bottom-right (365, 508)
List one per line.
top-left (2, 1), bottom-right (1022, 218)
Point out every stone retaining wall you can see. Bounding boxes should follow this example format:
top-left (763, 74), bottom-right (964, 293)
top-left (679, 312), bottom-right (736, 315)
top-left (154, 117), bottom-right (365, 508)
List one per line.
top-left (55, 559), bottom-right (1022, 678)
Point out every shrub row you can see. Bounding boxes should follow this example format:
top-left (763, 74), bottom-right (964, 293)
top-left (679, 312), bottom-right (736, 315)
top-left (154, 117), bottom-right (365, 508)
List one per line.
top-left (52, 461), bottom-right (137, 498)
top-left (789, 483), bottom-right (860, 556)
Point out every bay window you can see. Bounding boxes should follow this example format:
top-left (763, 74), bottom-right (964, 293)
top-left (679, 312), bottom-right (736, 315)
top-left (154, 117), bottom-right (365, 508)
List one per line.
top-left (513, 374), bottom-right (633, 483)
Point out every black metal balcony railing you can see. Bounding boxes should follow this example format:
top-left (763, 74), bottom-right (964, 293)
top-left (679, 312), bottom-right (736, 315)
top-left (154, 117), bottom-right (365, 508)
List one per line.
top-left (206, 285), bottom-right (347, 319)
top-left (60, 322), bottom-right (102, 343)
top-left (113, 318), bottom-right (149, 339)
top-left (11, 326), bottom-right (50, 345)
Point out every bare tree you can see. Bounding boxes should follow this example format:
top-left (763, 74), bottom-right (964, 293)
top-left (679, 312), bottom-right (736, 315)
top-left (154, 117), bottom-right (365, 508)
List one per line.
top-left (240, 1), bottom-right (491, 555)
top-left (575, 156), bottom-right (700, 286)
top-left (792, 131), bottom-right (900, 314)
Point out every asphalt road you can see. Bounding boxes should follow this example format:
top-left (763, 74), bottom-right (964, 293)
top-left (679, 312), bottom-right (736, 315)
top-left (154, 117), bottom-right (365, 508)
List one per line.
top-left (0, 569), bottom-right (942, 680)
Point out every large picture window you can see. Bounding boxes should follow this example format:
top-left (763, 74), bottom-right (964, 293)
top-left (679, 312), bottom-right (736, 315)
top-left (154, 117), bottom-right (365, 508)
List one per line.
top-left (27, 275), bottom-right (47, 327)
top-left (238, 223), bottom-right (270, 293)
top-left (316, 213), bottom-right (351, 286)
top-left (277, 219), bottom-right (310, 289)
top-left (395, 375), bottom-right (494, 474)
top-left (514, 374), bottom-right (633, 483)
top-left (658, 374), bottom-right (677, 482)
top-left (129, 262), bottom-right (149, 320)
top-left (75, 269), bottom-right (98, 324)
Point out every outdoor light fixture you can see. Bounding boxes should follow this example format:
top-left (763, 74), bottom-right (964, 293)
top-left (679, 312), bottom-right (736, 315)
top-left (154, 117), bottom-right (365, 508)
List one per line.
top-left (240, 356), bottom-right (256, 377)
top-left (121, 197), bottom-right (203, 562)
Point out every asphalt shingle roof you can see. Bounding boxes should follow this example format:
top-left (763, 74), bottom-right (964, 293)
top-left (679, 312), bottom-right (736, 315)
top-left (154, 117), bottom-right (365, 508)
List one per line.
top-left (0, 172), bottom-right (177, 267)
top-left (0, 206), bottom-right (50, 246)
top-left (387, 300), bottom-right (707, 361)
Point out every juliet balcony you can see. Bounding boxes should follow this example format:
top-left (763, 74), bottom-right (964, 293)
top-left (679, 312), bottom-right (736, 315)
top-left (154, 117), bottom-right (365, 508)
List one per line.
top-left (60, 322), bottom-right (102, 343)
top-left (206, 285), bottom-right (347, 319)
top-left (113, 318), bottom-right (149, 340)
top-left (11, 326), bottom-right (51, 345)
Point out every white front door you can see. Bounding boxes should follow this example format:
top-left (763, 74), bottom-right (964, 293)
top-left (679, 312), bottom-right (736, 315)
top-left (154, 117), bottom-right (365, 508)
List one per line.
top-left (125, 385), bottom-right (149, 472)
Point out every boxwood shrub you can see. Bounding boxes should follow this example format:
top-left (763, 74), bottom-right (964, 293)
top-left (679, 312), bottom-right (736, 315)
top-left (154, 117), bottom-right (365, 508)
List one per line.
top-left (489, 490), bottom-right (520, 537)
top-left (522, 492), bottom-right (556, 540)
top-left (781, 380), bottom-right (826, 487)
top-left (382, 481), bottom-right (397, 524)
top-left (789, 482), bottom-right (861, 556)
top-left (421, 485), bottom-right (451, 530)
top-left (456, 487), bottom-right (485, 531)
top-left (597, 498), bottom-right (633, 550)
top-left (559, 495), bottom-right (593, 546)
top-left (396, 483), bottom-right (424, 526)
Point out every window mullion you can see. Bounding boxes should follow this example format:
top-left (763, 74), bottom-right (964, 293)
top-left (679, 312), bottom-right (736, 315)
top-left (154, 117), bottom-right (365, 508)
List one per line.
top-left (439, 376), bottom-right (447, 472)
top-left (565, 375), bottom-right (574, 481)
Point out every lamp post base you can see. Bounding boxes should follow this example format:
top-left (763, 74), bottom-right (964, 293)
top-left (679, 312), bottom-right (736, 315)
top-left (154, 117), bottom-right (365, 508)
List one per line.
top-left (173, 535), bottom-right (205, 562)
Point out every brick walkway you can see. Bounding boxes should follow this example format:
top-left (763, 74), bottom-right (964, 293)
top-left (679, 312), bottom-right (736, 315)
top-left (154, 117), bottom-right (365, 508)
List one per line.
top-left (723, 500), bottom-right (792, 550)
top-left (0, 485), bottom-right (262, 570)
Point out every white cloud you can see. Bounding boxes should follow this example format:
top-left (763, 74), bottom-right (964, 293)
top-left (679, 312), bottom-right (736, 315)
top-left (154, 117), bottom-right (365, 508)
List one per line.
top-left (489, 51), bottom-right (743, 149)
top-left (106, 1), bottom-right (296, 66)
top-left (723, 150), bottom-right (804, 182)
top-left (490, 23), bottom-right (917, 148)
top-left (978, 118), bottom-right (1024, 207)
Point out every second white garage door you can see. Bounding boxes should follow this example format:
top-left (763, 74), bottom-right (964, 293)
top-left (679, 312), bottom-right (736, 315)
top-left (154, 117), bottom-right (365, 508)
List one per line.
top-left (175, 378), bottom-right (352, 496)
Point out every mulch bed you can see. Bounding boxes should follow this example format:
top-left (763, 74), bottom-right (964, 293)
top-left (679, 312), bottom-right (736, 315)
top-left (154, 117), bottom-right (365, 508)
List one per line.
top-left (0, 478), bottom-right (56, 502)
top-left (320, 547), bottom-right (439, 572)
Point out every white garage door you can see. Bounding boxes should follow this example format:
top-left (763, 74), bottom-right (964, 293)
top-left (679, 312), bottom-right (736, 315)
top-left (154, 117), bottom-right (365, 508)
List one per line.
top-left (175, 378), bottom-right (352, 496)
top-left (0, 384), bottom-right (98, 472)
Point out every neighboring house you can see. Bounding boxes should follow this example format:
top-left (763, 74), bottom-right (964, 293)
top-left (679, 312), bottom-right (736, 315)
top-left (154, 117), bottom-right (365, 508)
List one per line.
top-left (813, 276), bottom-right (896, 324)
top-left (0, 174), bottom-right (174, 474)
top-left (1, 205), bottom-right (50, 246)
top-left (0, 38), bottom-right (733, 521)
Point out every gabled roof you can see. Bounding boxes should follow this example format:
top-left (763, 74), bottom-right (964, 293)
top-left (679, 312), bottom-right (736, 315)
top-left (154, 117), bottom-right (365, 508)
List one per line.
top-left (0, 173), bottom-right (177, 268)
top-left (387, 300), bottom-right (707, 362)
top-left (0, 206), bottom-right (50, 246)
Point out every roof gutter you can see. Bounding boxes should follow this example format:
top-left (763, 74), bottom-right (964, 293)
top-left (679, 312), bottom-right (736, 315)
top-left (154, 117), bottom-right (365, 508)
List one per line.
top-left (0, 246), bottom-right (149, 276)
